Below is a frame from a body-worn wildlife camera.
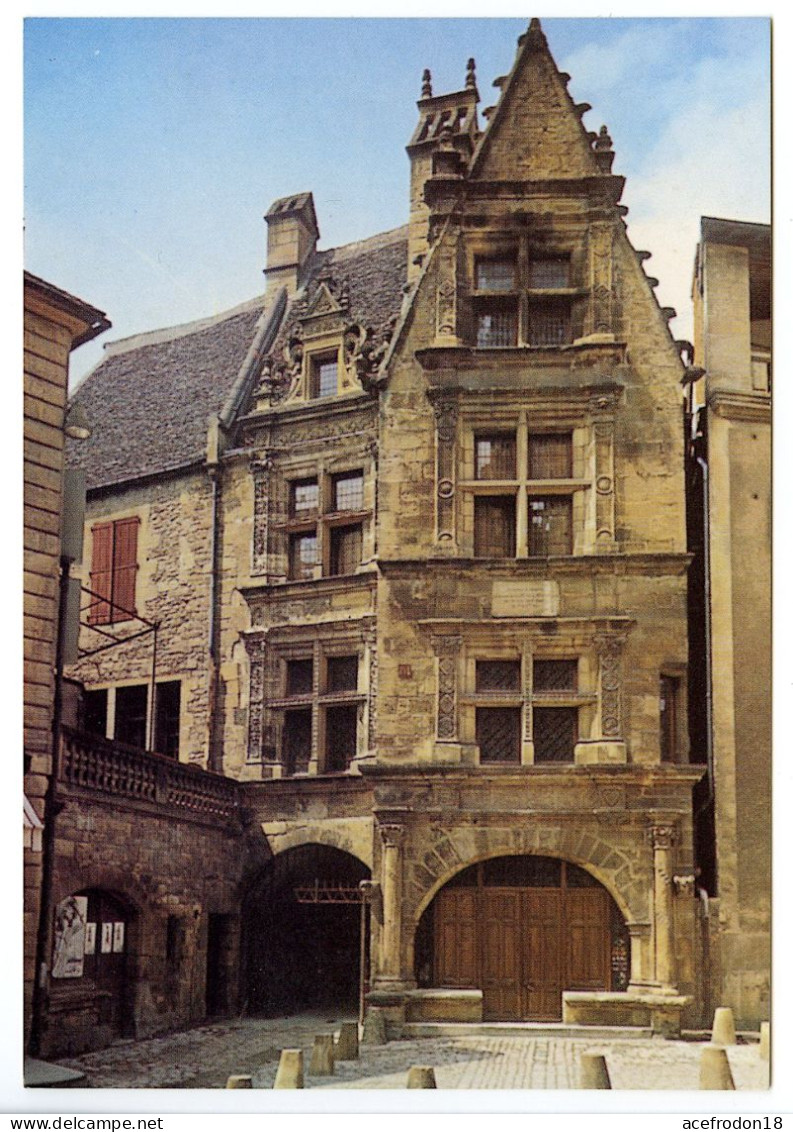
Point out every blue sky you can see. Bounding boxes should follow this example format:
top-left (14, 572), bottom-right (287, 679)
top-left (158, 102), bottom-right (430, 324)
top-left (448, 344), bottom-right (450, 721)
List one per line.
top-left (23, 16), bottom-right (771, 386)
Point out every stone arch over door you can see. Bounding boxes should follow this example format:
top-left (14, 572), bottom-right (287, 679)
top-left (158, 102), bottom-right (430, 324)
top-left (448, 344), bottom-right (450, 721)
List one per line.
top-left (260, 817), bottom-right (373, 868)
top-left (407, 823), bottom-right (648, 928)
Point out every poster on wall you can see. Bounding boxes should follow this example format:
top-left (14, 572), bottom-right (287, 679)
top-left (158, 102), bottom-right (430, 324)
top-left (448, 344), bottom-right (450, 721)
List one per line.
top-left (51, 895), bottom-right (88, 979)
top-left (101, 921), bottom-right (113, 954)
top-left (112, 921), bottom-right (125, 953)
top-left (84, 922), bottom-right (96, 955)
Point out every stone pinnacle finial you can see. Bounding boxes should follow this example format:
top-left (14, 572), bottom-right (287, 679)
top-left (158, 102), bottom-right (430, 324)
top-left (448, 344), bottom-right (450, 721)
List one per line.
top-left (524, 18), bottom-right (547, 50)
top-left (595, 125), bottom-right (613, 151)
top-left (421, 69), bottom-right (433, 98)
top-left (466, 58), bottom-right (477, 90)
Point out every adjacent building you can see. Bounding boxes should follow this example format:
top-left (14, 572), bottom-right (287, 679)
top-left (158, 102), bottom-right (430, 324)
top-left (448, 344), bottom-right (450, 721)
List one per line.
top-left (28, 21), bottom-right (769, 1055)
top-left (686, 217), bottom-right (771, 1029)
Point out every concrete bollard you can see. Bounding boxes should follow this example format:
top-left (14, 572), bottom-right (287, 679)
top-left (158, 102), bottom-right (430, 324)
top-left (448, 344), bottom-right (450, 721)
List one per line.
top-left (700, 1045), bottom-right (735, 1090)
top-left (711, 1006), bottom-right (737, 1046)
top-left (226, 1074), bottom-right (252, 1088)
top-left (407, 1066), bottom-right (437, 1089)
top-left (759, 1021), bottom-right (770, 1061)
top-left (361, 1007), bottom-right (388, 1045)
top-left (578, 1052), bottom-right (611, 1089)
top-left (273, 1048), bottom-right (304, 1089)
top-left (335, 1020), bottom-right (360, 1061)
top-left (309, 1033), bottom-right (335, 1076)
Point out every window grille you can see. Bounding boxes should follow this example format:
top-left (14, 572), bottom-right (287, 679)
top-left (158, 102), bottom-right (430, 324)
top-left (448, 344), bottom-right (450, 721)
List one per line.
top-left (476, 706), bottom-right (521, 763)
top-left (533, 706), bottom-right (577, 763)
top-left (329, 524), bottom-right (362, 575)
top-left (476, 659), bottom-right (521, 692)
top-left (475, 434), bottom-right (517, 480)
top-left (528, 301), bottom-right (571, 346)
top-left (474, 496), bottom-right (516, 557)
top-left (528, 433), bottom-right (573, 479)
top-left (533, 659), bottom-right (577, 692)
top-left (283, 709), bottom-right (312, 775)
top-left (332, 471), bottom-right (364, 512)
top-left (312, 358), bottom-right (338, 399)
top-left (290, 479), bottom-right (319, 518)
top-left (289, 532), bottom-right (319, 579)
top-left (286, 658), bottom-right (314, 696)
top-left (476, 307), bottom-right (518, 348)
top-left (529, 257), bottom-right (570, 289)
top-left (475, 258), bottom-right (517, 291)
top-left (528, 497), bottom-right (572, 556)
top-left (327, 655), bottom-right (358, 693)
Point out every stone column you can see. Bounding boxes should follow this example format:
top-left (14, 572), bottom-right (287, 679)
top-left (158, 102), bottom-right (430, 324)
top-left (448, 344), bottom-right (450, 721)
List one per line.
top-left (626, 921), bottom-right (653, 991)
top-left (375, 817), bottom-right (406, 987)
top-left (650, 823), bottom-right (677, 990)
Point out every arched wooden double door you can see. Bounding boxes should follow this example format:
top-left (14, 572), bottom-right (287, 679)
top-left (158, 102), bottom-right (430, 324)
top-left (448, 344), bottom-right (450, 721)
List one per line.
top-left (420, 856), bottom-right (628, 1021)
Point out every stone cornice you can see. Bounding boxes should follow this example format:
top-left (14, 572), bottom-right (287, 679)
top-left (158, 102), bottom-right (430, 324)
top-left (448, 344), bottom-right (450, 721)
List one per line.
top-left (707, 389), bottom-right (771, 423)
top-left (378, 553), bottom-right (691, 578)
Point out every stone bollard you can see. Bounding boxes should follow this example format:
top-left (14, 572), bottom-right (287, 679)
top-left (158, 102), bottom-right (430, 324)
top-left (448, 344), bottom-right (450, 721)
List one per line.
top-left (759, 1021), bottom-right (770, 1061)
top-left (309, 1033), bottom-right (335, 1076)
top-left (335, 1020), bottom-right (360, 1061)
top-left (226, 1074), bottom-right (252, 1089)
top-left (273, 1049), bottom-right (304, 1089)
top-left (361, 1007), bottom-right (388, 1046)
top-left (407, 1066), bottom-right (437, 1089)
top-left (711, 1006), bottom-right (737, 1046)
top-left (579, 1052), bottom-right (611, 1089)
top-left (700, 1045), bottom-right (735, 1090)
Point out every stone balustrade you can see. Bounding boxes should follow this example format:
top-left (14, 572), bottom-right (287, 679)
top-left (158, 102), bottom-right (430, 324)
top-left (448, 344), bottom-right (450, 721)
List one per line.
top-left (59, 726), bottom-right (240, 823)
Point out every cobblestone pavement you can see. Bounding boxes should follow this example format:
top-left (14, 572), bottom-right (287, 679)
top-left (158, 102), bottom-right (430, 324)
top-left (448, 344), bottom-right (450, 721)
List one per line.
top-left (60, 1014), bottom-right (770, 1091)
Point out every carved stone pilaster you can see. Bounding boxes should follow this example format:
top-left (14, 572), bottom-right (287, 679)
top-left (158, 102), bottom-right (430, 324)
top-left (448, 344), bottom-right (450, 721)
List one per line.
top-left (587, 221), bottom-right (616, 337)
top-left (363, 621), bottom-right (378, 752)
top-left (251, 458), bottom-right (273, 576)
top-left (432, 397), bottom-right (458, 550)
top-left (243, 635), bottom-right (267, 763)
top-left (435, 226), bottom-right (461, 345)
top-left (591, 412), bottom-right (616, 551)
top-left (432, 634), bottom-right (462, 741)
top-left (594, 632), bottom-right (626, 738)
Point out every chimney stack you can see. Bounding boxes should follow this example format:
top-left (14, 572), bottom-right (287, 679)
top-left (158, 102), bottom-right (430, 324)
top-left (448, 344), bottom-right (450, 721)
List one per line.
top-left (264, 192), bottom-right (319, 296)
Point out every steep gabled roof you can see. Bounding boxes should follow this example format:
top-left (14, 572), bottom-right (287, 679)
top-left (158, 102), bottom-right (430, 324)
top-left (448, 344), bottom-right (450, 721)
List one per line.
top-left (68, 225), bottom-right (409, 491)
top-left (67, 297), bottom-right (269, 491)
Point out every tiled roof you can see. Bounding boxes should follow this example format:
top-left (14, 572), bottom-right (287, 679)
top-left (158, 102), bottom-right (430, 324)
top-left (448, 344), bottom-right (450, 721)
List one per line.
top-left (67, 299), bottom-right (267, 491)
top-left (68, 226), bottom-right (408, 491)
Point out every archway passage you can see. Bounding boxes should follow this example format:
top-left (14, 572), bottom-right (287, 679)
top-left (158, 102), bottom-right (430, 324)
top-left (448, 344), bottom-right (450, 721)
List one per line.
top-left (415, 856), bottom-right (630, 1021)
top-left (244, 844), bottom-right (370, 1016)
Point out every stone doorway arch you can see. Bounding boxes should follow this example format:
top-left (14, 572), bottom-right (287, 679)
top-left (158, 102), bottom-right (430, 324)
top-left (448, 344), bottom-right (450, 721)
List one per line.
top-left (243, 843), bottom-right (371, 1016)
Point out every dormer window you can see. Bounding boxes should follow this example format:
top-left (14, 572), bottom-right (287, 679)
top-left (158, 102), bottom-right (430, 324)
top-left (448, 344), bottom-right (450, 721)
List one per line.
top-left (468, 245), bottom-right (577, 348)
top-left (528, 256), bottom-right (570, 289)
top-left (311, 355), bottom-right (339, 399)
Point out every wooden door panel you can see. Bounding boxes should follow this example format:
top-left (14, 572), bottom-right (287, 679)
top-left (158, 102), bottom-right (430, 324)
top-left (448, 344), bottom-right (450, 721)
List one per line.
top-left (566, 888), bottom-right (609, 990)
top-left (523, 890), bottom-right (563, 1020)
top-left (435, 890), bottom-right (479, 986)
top-left (481, 890), bottom-right (522, 1019)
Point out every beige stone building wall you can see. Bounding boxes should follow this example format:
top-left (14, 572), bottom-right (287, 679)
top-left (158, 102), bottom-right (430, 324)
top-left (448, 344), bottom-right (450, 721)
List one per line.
top-left (691, 222), bottom-right (771, 1028)
top-left (70, 470), bottom-right (216, 766)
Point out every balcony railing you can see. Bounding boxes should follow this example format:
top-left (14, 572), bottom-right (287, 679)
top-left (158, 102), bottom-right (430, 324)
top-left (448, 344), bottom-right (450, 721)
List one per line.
top-left (59, 726), bottom-right (240, 823)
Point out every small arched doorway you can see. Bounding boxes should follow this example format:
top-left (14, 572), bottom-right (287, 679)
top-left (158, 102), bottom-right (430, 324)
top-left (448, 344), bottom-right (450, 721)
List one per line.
top-left (244, 844), bottom-right (370, 1016)
top-left (415, 855), bottom-right (629, 1021)
top-left (51, 888), bottom-right (132, 1042)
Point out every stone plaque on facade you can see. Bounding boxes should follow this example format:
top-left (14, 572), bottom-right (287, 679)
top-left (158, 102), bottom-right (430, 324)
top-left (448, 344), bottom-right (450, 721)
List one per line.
top-left (491, 580), bottom-right (560, 618)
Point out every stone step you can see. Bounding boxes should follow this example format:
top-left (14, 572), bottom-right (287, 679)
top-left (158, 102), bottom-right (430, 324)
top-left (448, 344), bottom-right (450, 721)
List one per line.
top-left (402, 1021), bottom-right (652, 1041)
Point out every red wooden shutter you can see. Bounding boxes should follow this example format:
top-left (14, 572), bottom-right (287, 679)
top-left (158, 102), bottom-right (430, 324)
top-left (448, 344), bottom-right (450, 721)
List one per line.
top-left (89, 522), bottom-right (114, 625)
top-left (111, 517), bottom-right (140, 621)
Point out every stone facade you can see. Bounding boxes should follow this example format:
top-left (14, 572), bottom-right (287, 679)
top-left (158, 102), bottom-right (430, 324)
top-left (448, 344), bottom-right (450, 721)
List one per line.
top-left (46, 20), bottom-right (772, 1054)
top-left (687, 218), bottom-right (771, 1029)
top-left (23, 272), bottom-right (109, 1054)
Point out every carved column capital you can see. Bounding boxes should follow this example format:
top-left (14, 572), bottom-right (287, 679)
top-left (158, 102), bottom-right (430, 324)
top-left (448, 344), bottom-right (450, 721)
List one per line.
top-left (649, 823), bottom-right (677, 851)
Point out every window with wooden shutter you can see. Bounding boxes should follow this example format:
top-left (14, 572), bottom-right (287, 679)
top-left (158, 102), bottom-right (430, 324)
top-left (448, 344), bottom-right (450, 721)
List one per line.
top-left (88, 517), bottom-right (139, 625)
top-left (89, 522), bottom-right (114, 625)
top-left (474, 496), bottom-right (516, 558)
top-left (111, 517), bottom-right (139, 621)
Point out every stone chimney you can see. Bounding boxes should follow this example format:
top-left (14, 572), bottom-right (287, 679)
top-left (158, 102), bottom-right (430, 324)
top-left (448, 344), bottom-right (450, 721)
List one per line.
top-left (406, 61), bottom-right (480, 283)
top-left (264, 192), bottom-right (320, 296)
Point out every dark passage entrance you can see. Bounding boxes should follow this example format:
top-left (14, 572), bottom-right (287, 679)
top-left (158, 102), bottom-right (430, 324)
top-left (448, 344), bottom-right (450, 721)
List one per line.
top-left (415, 855), bottom-right (629, 1021)
top-left (243, 844), bottom-right (369, 1016)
